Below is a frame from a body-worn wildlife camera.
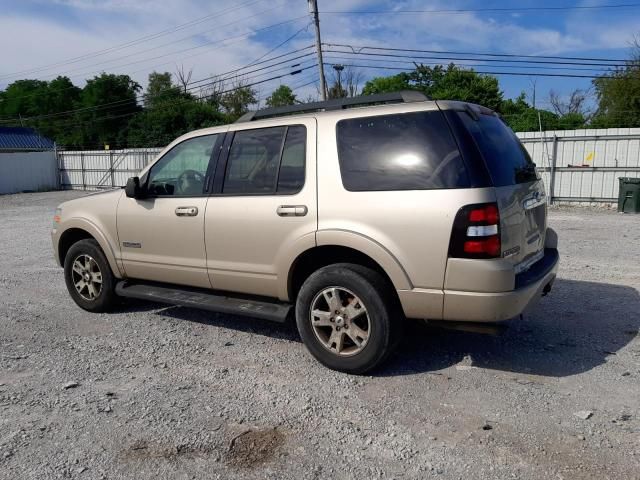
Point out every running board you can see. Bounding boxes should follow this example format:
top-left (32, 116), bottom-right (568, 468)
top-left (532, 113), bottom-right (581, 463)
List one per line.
top-left (115, 281), bottom-right (292, 323)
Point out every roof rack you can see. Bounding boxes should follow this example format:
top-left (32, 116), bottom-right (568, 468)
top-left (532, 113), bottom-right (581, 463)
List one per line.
top-left (235, 90), bottom-right (429, 123)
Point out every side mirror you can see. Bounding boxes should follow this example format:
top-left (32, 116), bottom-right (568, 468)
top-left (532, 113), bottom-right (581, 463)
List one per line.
top-left (125, 177), bottom-right (147, 199)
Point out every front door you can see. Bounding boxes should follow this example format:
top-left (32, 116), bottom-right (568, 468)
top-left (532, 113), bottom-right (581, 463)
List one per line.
top-left (205, 119), bottom-right (317, 298)
top-left (117, 133), bottom-right (222, 288)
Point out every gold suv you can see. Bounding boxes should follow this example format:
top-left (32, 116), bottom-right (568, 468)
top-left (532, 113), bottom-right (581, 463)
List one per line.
top-left (52, 92), bottom-right (559, 373)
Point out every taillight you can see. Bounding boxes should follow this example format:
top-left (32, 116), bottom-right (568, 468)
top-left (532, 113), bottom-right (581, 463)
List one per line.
top-left (449, 203), bottom-right (501, 259)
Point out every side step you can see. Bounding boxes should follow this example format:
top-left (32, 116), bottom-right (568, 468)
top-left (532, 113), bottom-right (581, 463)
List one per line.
top-left (115, 281), bottom-right (292, 323)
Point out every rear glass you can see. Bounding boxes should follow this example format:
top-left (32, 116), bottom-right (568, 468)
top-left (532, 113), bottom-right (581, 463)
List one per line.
top-left (336, 111), bottom-right (470, 191)
top-left (458, 112), bottom-right (538, 186)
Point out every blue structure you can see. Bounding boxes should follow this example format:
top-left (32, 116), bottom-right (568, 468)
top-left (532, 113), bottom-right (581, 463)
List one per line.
top-left (0, 127), bottom-right (54, 151)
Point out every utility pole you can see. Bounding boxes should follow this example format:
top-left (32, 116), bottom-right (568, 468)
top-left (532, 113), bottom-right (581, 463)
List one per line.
top-left (308, 0), bottom-right (327, 100)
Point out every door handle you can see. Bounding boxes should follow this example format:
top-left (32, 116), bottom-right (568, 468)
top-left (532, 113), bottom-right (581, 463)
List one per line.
top-left (175, 206), bottom-right (198, 217)
top-left (277, 205), bottom-right (308, 217)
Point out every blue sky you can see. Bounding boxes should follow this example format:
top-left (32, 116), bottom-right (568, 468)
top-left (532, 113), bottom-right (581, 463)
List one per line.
top-left (0, 0), bottom-right (638, 111)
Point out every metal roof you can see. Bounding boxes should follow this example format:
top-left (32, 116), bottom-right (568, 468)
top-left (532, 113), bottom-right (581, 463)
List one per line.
top-left (0, 127), bottom-right (54, 151)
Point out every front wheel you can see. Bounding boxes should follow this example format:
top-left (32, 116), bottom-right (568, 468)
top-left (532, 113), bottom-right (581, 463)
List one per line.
top-left (64, 239), bottom-right (117, 312)
top-left (295, 263), bottom-right (402, 374)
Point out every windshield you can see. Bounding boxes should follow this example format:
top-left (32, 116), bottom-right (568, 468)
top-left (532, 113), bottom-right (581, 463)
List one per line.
top-left (458, 111), bottom-right (538, 186)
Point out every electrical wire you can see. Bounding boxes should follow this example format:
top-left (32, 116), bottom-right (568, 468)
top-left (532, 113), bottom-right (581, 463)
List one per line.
top-left (323, 43), bottom-right (628, 64)
top-left (321, 3), bottom-right (640, 15)
top-left (0, 0), bottom-right (268, 80)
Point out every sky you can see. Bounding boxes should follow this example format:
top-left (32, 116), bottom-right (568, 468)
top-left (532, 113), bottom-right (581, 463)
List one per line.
top-left (0, 0), bottom-right (638, 111)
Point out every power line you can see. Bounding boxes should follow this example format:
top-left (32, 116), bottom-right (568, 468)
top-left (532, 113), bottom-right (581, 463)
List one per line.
top-left (38, 15), bottom-right (309, 84)
top-left (323, 49), bottom-right (627, 68)
top-left (0, 46), bottom-right (315, 106)
top-left (244, 22), bottom-right (312, 68)
top-left (0, 51), bottom-right (315, 123)
top-left (322, 54), bottom-right (616, 74)
top-left (0, 0), bottom-right (268, 81)
top-left (323, 43), bottom-right (628, 64)
top-left (321, 3), bottom-right (640, 15)
top-left (1, 63), bottom-right (317, 126)
top-left (321, 62), bottom-right (620, 79)
top-left (26, 63), bottom-right (316, 131)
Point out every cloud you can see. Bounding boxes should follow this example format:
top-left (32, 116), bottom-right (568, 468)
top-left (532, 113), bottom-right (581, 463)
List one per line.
top-left (0, 0), bottom-right (636, 102)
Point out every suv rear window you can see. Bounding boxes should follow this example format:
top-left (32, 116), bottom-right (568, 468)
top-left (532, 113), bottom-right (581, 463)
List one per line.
top-left (458, 112), bottom-right (538, 186)
top-left (336, 111), bottom-right (470, 191)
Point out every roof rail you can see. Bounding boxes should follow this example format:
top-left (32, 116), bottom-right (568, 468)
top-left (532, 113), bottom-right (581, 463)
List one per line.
top-left (235, 90), bottom-right (429, 123)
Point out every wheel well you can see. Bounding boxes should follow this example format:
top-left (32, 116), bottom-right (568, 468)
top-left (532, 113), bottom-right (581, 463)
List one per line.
top-left (58, 228), bottom-right (94, 265)
top-left (288, 246), bottom-right (397, 301)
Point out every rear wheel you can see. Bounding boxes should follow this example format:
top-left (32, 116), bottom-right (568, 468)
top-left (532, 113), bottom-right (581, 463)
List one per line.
top-left (295, 263), bottom-right (402, 374)
top-left (64, 239), bottom-right (117, 312)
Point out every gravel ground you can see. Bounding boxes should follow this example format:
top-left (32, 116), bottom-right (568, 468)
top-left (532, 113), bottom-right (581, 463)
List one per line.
top-left (1, 191), bottom-right (639, 480)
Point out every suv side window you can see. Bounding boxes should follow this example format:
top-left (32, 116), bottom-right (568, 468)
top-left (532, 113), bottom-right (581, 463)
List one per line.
top-left (222, 125), bottom-right (306, 195)
top-left (147, 134), bottom-right (218, 196)
top-left (277, 126), bottom-right (306, 193)
top-left (336, 111), bottom-right (470, 191)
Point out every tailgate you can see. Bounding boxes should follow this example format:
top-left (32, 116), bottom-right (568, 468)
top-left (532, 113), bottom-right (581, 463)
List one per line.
top-left (453, 105), bottom-right (547, 270)
top-left (495, 180), bottom-right (547, 269)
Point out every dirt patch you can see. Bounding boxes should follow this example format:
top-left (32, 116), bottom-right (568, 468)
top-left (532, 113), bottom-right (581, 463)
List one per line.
top-left (225, 428), bottom-right (285, 468)
top-left (121, 439), bottom-right (214, 461)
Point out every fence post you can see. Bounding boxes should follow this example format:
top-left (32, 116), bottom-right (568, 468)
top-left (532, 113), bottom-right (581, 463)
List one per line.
top-left (549, 135), bottom-right (558, 205)
top-left (80, 152), bottom-right (86, 190)
top-left (110, 151), bottom-right (115, 187)
top-left (54, 143), bottom-right (61, 190)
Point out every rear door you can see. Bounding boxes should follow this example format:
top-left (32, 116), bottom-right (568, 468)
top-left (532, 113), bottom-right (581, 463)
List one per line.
top-left (204, 119), bottom-right (317, 299)
top-left (457, 110), bottom-right (546, 270)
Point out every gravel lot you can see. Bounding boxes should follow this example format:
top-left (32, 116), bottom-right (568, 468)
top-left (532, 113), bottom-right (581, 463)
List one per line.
top-left (1, 191), bottom-right (639, 480)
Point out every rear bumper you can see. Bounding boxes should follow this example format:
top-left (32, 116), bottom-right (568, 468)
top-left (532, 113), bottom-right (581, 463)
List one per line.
top-left (398, 248), bottom-right (559, 322)
top-left (442, 248), bottom-right (558, 322)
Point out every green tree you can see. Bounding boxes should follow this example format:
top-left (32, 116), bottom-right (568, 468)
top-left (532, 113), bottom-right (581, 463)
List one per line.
top-left (74, 73), bottom-right (142, 148)
top-left (361, 73), bottom-right (411, 95)
top-left (361, 64), bottom-right (503, 110)
top-left (127, 71), bottom-right (224, 147)
top-left (265, 85), bottom-right (296, 107)
top-left (591, 41), bottom-right (640, 128)
top-left (220, 83), bottom-right (257, 120)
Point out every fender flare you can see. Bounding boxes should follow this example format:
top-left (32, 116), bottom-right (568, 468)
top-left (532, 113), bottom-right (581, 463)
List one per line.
top-left (58, 217), bottom-right (123, 278)
top-left (315, 229), bottom-right (413, 290)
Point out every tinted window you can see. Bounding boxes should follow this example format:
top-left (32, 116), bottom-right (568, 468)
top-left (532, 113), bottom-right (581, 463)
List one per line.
top-left (336, 111), bottom-right (469, 191)
top-left (223, 127), bottom-right (285, 194)
top-left (147, 134), bottom-right (217, 196)
top-left (277, 126), bottom-right (306, 193)
top-left (458, 112), bottom-right (537, 186)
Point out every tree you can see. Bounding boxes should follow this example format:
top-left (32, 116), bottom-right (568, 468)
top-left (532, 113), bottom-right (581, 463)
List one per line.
top-left (265, 85), bottom-right (296, 107)
top-left (361, 73), bottom-right (411, 95)
top-left (127, 71), bottom-right (224, 147)
top-left (549, 88), bottom-right (589, 117)
top-left (591, 36), bottom-right (640, 128)
top-left (76, 73), bottom-right (142, 148)
top-left (362, 64), bottom-right (502, 111)
top-left (220, 79), bottom-right (257, 120)
top-left (175, 64), bottom-right (193, 94)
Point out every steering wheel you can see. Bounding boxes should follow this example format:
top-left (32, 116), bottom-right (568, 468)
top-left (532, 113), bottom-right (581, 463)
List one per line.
top-left (177, 169), bottom-right (205, 195)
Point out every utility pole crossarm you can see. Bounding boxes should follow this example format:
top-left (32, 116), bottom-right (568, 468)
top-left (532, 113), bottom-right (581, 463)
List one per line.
top-left (308, 0), bottom-right (327, 100)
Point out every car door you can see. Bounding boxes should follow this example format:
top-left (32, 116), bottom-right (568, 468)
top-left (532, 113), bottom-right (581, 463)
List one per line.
top-left (117, 133), bottom-right (223, 288)
top-left (205, 119), bottom-right (317, 299)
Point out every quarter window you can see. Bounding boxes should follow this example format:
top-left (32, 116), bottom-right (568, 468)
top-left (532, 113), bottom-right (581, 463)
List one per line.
top-left (147, 134), bottom-right (218, 196)
top-left (336, 111), bottom-right (469, 191)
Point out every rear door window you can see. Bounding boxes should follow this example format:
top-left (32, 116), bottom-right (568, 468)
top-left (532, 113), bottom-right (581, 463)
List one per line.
top-left (336, 111), bottom-right (469, 191)
top-left (458, 112), bottom-right (538, 186)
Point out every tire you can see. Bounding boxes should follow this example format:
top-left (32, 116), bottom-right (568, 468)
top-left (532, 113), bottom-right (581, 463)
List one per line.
top-left (64, 239), bottom-right (118, 312)
top-left (295, 263), bottom-right (403, 374)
